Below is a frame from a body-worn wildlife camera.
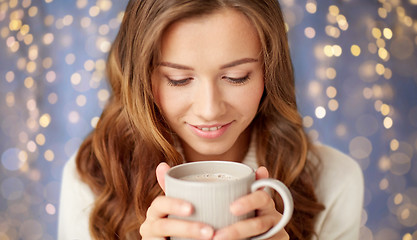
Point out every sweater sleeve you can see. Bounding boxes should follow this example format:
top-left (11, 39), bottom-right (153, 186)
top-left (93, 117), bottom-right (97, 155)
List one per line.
top-left (312, 145), bottom-right (364, 240)
top-left (58, 154), bottom-right (95, 240)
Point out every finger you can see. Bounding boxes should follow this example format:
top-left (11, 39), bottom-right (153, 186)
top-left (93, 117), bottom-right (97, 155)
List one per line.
top-left (146, 196), bottom-right (193, 220)
top-left (156, 162), bottom-right (170, 192)
top-left (255, 166), bottom-right (269, 180)
top-left (213, 214), bottom-right (285, 240)
top-left (143, 218), bottom-right (214, 240)
top-left (230, 190), bottom-right (274, 216)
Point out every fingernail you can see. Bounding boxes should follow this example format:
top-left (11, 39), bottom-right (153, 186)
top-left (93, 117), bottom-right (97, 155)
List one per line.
top-left (181, 203), bottom-right (192, 214)
top-left (200, 226), bottom-right (213, 239)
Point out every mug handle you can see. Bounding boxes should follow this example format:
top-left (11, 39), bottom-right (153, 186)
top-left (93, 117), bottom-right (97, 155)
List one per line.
top-left (250, 179), bottom-right (294, 240)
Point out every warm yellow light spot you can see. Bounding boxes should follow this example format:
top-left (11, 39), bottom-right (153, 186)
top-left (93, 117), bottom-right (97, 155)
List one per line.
top-left (9, 19), bottom-right (22, 31)
top-left (325, 25), bottom-right (341, 38)
top-left (1, 27), bottom-right (10, 38)
top-left (376, 38), bottom-right (386, 48)
top-left (403, 16), bottom-right (413, 27)
top-left (9, 0), bottom-right (18, 8)
top-left (403, 233), bottom-right (412, 240)
top-left (323, 45), bottom-right (342, 57)
top-left (328, 99), bottom-right (339, 111)
top-left (337, 15), bottom-right (348, 31)
top-left (383, 117), bottom-right (393, 129)
top-left (44, 150), bottom-right (55, 161)
top-left (68, 111), bottom-right (80, 123)
top-left (39, 114), bottom-right (51, 128)
top-left (384, 68), bottom-right (392, 79)
top-left (375, 63), bottom-right (385, 75)
top-left (95, 59), bottom-right (106, 71)
top-left (381, 104), bottom-right (390, 116)
top-left (36, 134), bottom-right (46, 146)
top-left (324, 45), bottom-right (333, 57)
top-left (378, 48), bottom-right (389, 60)
top-left (378, 156), bottom-right (391, 172)
top-left (303, 116), bottom-right (314, 128)
top-left (24, 34), bottom-right (33, 45)
top-left (28, 45), bottom-right (38, 60)
top-left (28, 6), bottom-right (38, 17)
top-left (383, 28), bottom-right (393, 39)
top-left (326, 68), bottom-right (337, 80)
top-left (394, 193), bottom-right (403, 205)
top-left (351, 45), bottom-right (361, 56)
top-left (315, 106), bottom-right (326, 119)
top-left (43, 33), bottom-right (54, 45)
top-left (390, 139), bottom-right (399, 151)
top-left (326, 86), bottom-right (337, 98)
top-left (81, 17), bottom-right (91, 28)
top-left (18, 150), bottom-right (28, 163)
top-left (65, 53), bottom-right (76, 65)
top-left (98, 0), bottom-right (112, 11)
top-left (98, 89), bottom-right (110, 102)
top-left (20, 24), bottom-right (30, 35)
top-left (76, 95), bottom-right (87, 107)
top-left (378, 7), bottom-right (388, 18)
top-left (43, 57), bottom-right (53, 69)
top-left (71, 73), bottom-right (82, 85)
top-left (26, 61), bottom-right (36, 73)
top-left (44, 15), bottom-right (54, 26)
top-left (304, 27), bottom-right (316, 39)
top-left (334, 45), bottom-right (342, 56)
top-left (306, 2), bottom-right (317, 14)
top-left (91, 117), bottom-right (100, 128)
top-left (6, 71), bottom-right (14, 82)
top-left (379, 178), bottom-right (389, 190)
top-left (6, 92), bottom-right (15, 107)
top-left (329, 5), bottom-right (339, 16)
top-left (372, 28), bottom-right (382, 39)
top-left (63, 15), bottom-right (73, 26)
top-left (24, 77), bottom-right (34, 89)
top-left (401, 208), bottom-right (410, 220)
top-left (89, 6), bottom-right (100, 17)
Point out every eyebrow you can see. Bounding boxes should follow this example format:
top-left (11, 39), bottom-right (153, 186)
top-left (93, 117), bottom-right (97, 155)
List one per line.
top-left (158, 58), bottom-right (259, 70)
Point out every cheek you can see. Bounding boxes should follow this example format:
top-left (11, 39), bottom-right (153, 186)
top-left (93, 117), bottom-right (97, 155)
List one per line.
top-left (155, 86), bottom-right (187, 123)
top-left (244, 78), bottom-right (264, 112)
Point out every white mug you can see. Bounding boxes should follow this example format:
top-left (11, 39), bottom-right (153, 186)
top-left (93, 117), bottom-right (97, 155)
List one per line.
top-left (165, 161), bottom-right (294, 240)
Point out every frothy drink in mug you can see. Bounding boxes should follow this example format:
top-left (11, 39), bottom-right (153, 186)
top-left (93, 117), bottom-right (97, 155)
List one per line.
top-left (180, 173), bottom-right (238, 182)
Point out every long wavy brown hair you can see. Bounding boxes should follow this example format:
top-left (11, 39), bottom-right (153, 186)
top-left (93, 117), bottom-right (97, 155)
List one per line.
top-left (76, 0), bottom-right (325, 239)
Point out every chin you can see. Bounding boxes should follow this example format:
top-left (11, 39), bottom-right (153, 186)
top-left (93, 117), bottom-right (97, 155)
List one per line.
top-left (192, 143), bottom-right (232, 158)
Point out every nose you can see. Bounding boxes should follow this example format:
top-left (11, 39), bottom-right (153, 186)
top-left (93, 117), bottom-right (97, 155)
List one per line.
top-left (192, 79), bottom-right (226, 121)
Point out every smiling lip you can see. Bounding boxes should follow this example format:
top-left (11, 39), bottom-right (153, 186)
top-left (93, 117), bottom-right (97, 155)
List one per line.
top-left (188, 122), bottom-right (232, 139)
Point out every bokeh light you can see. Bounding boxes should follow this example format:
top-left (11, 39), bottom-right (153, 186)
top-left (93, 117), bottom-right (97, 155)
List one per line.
top-left (0, 0), bottom-right (416, 239)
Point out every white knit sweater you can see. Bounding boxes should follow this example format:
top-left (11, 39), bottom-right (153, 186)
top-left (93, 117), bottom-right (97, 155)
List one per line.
top-left (58, 141), bottom-right (364, 239)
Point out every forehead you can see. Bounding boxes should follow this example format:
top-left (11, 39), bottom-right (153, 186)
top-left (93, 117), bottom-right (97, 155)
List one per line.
top-left (159, 8), bottom-right (261, 64)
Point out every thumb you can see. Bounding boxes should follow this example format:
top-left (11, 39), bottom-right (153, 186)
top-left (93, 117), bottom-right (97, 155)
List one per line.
top-left (156, 162), bottom-right (171, 193)
top-left (255, 166), bottom-right (269, 180)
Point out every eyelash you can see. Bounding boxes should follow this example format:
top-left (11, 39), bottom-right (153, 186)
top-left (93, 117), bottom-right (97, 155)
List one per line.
top-left (223, 74), bottom-right (250, 85)
top-left (166, 74), bottom-right (250, 87)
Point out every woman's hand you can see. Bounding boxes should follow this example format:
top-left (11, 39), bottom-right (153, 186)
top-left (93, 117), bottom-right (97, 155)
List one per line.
top-left (139, 163), bottom-right (215, 240)
top-left (213, 167), bottom-right (289, 240)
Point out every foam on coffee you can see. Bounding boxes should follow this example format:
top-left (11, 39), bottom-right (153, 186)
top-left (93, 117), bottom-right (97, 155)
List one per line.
top-left (181, 173), bottom-right (238, 182)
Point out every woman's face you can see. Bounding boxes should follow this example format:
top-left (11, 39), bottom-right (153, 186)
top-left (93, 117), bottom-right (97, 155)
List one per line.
top-left (152, 9), bottom-right (264, 161)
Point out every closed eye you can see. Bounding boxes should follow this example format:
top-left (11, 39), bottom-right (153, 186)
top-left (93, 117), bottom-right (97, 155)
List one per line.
top-left (222, 74), bottom-right (250, 85)
top-left (167, 77), bottom-right (193, 87)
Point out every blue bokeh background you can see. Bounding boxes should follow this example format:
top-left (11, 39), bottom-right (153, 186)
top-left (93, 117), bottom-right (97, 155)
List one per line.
top-left (0, 0), bottom-right (416, 239)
